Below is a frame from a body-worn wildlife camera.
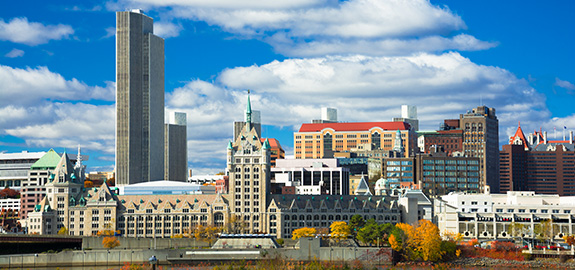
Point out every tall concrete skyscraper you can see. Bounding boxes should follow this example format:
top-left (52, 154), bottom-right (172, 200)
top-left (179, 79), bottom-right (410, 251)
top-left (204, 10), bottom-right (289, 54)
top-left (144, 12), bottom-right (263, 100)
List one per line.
top-left (116, 10), bottom-right (165, 186)
top-left (165, 112), bottom-right (187, 181)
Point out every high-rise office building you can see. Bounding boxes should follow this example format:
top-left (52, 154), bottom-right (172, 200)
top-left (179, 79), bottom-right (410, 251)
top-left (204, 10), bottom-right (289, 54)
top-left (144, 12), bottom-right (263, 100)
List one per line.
top-left (116, 10), bottom-right (165, 186)
top-left (500, 124), bottom-right (575, 196)
top-left (165, 112), bottom-right (188, 181)
top-left (460, 106), bottom-right (499, 193)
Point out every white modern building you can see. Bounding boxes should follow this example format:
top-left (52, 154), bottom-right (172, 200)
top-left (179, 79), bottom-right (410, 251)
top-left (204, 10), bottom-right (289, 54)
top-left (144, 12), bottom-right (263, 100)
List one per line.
top-left (270, 159), bottom-right (350, 195)
top-left (435, 191), bottom-right (575, 241)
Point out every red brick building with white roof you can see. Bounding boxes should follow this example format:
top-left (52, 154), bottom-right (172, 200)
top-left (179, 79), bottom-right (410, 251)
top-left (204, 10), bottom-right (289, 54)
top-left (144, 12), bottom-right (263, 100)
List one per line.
top-left (294, 122), bottom-right (416, 159)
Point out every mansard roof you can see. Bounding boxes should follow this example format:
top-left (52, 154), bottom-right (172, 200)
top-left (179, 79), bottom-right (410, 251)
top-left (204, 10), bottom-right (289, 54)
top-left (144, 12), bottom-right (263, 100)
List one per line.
top-left (269, 194), bottom-right (395, 211)
top-left (30, 149), bottom-right (61, 170)
top-left (117, 194), bottom-right (225, 211)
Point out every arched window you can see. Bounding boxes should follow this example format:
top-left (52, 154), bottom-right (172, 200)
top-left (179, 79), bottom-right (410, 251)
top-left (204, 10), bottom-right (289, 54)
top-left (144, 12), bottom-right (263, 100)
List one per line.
top-left (371, 132), bottom-right (381, 149)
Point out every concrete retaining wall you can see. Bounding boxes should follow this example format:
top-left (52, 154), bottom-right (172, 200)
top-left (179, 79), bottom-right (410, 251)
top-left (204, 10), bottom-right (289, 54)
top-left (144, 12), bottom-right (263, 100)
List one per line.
top-left (82, 236), bottom-right (209, 250)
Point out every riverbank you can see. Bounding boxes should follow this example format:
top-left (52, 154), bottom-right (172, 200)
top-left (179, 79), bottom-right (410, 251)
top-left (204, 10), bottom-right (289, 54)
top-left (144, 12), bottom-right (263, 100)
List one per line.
top-left (449, 257), bottom-right (575, 268)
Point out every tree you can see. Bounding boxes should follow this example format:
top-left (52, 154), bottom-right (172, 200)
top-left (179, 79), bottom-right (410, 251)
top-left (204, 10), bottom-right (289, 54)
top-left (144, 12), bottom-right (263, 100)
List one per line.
top-left (330, 221), bottom-right (351, 241)
top-left (349, 215), bottom-right (365, 235)
top-left (84, 180), bottom-right (94, 188)
top-left (357, 219), bottom-right (382, 245)
top-left (389, 234), bottom-right (402, 252)
top-left (563, 235), bottom-right (575, 247)
top-left (193, 225), bottom-right (221, 245)
top-left (102, 236), bottom-right (121, 249)
top-left (228, 215), bottom-right (247, 234)
top-left (534, 219), bottom-right (553, 245)
top-left (57, 226), bottom-right (68, 235)
top-left (0, 188), bottom-right (20, 199)
top-left (415, 220), bottom-right (442, 262)
top-left (106, 177), bottom-right (115, 186)
top-left (292, 227), bottom-right (317, 240)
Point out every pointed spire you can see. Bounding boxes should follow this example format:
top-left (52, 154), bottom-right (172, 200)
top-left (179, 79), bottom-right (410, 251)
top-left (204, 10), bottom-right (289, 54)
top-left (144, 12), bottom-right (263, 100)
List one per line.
top-left (75, 144), bottom-right (82, 169)
top-left (227, 141), bottom-right (233, 150)
top-left (263, 138), bottom-right (271, 150)
top-left (245, 90), bottom-right (252, 130)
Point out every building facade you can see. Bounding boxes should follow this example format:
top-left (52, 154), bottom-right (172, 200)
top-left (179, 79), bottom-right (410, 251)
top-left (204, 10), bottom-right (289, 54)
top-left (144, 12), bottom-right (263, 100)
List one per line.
top-left (116, 10), bottom-right (165, 186)
top-left (165, 112), bottom-right (188, 181)
top-left (460, 106), bottom-right (499, 193)
top-left (270, 159), bottom-right (350, 195)
top-left (260, 138), bottom-right (285, 167)
top-left (500, 124), bottom-right (575, 196)
top-left (294, 122), bottom-right (415, 159)
top-left (435, 191), bottom-right (575, 241)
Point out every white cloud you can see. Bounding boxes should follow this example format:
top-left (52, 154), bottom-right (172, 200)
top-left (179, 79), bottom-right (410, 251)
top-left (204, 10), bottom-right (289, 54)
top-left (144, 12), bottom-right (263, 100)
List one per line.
top-left (159, 52), bottom-right (555, 171)
top-left (5, 48), bottom-right (24, 58)
top-left (0, 65), bottom-right (115, 106)
top-left (154, 22), bottom-right (183, 38)
top-left (116, 0), bottom-right (490, 56)
top-left (102, 27), bottom-right (115, 39)
top-left (111, 0), bottom-right (329, 10)
top-left (0, 17), bottom-right (74, 45)
top-left (555, 77), bottom-right (575, 91)
top-left (269, 33), bottom-right (497, 57)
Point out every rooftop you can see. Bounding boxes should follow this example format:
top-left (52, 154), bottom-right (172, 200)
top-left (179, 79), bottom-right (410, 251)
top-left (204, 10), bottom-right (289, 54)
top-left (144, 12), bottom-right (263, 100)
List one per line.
top-left (298, 121), bottom-right (410, 133)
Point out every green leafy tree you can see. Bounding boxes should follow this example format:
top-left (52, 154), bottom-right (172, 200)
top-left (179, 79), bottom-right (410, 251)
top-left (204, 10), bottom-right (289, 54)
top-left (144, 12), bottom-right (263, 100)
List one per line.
top-left (349, 214), bottom-right (365, 236)
top-left (357, 219), bottom-right (382, 245)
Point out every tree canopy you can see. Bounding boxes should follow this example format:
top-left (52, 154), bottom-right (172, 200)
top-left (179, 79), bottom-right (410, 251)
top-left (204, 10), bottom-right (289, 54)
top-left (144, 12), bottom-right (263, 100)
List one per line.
top-left (292, 227), bottom-right (317, 240)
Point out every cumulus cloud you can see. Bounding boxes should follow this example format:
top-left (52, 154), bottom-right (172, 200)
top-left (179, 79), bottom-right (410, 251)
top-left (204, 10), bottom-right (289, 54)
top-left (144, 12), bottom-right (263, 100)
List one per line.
top-left (4, 48), bottom-right (24, 58)
top-left (159, 52), bottom-right (554, 170)
top-left (0, 65), bottom-right (115, 106)
top-left (0, 65), bottom-right (116, 160)
top-left (0, 17), bottom-right (74, 45)
top-left (154, 22), bottom-right (183, 38)
top-left (114, 0), bottom-right (492, 56)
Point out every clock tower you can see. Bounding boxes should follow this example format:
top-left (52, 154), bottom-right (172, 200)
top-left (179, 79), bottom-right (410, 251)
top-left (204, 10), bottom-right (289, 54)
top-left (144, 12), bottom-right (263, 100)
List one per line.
top-left (226, 92), bottom-right (271, 233)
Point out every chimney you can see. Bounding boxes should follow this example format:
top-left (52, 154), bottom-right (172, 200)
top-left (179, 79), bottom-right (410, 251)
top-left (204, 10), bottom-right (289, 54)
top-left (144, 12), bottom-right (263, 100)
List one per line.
top-left (543, 131), bottom-right (547, 144)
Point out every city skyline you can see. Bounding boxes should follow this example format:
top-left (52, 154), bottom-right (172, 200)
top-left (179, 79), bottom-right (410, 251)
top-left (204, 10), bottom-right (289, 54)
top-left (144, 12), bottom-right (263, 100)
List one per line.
top-left (0, 0), bottom-right (574, 174)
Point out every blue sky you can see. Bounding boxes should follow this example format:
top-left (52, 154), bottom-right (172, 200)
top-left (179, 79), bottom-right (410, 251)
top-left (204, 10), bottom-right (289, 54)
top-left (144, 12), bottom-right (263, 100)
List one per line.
top-left (0, 0), bottom-right (573, 174)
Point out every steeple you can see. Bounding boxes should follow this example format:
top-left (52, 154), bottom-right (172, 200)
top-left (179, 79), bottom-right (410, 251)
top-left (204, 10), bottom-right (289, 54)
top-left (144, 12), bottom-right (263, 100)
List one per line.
top-left (393, 129), bottom-right (404, 155)
top-left (245, 90), bottom-right (252, 131)
top-left (75, 145), bottom-right (82, 169)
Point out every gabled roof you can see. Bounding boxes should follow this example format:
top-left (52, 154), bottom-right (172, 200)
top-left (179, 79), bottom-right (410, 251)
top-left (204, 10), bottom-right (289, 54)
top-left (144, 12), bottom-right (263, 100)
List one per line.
top-left (52, 152), bottom-right (76, 183)
top-left (298, 122), bottom-right (410, 133)
top-left (354, 174), bottom-right (372, 196)
top-left (30, 149), bottom-right (61, 170)
top-left (509, 123), bottom-right (529, 150)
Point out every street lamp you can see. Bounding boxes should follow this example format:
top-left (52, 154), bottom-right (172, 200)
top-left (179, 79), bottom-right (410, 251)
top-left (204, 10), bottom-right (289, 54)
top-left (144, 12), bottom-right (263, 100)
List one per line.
top-left (149, 255), bottom-right (158, 270)
top-left (34, 254), bottom-right (38, 268)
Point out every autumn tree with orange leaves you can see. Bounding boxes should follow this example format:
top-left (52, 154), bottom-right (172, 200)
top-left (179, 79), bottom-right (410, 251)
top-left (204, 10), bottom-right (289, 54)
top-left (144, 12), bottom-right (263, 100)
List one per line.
top-left (390, 220), bottom-right (444, 262)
